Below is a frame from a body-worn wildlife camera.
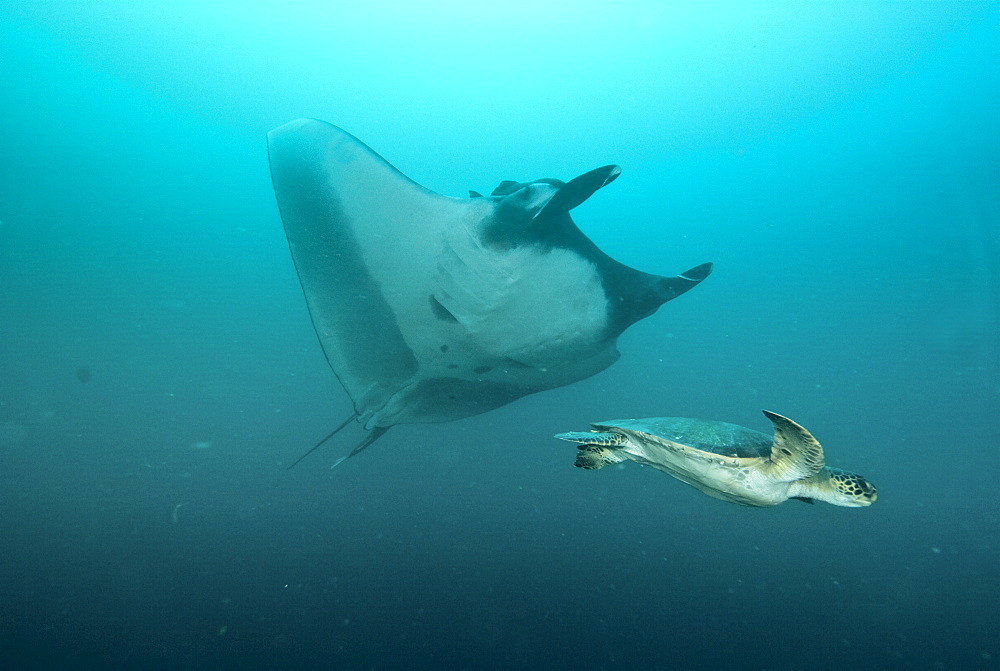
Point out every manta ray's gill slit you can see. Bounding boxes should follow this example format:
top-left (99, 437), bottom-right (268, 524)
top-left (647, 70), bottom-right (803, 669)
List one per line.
top-left (430, 295), bottom-right (458, 322)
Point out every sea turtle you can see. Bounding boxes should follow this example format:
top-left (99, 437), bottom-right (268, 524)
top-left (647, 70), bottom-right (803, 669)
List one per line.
top-left (555, 410), bottom-right (876, 507)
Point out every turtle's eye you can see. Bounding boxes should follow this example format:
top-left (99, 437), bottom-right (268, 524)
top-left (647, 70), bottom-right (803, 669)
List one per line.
top-left (843, 475), bottom-right (876, 501)
top-left (856, 477), bottom-right (877, 500)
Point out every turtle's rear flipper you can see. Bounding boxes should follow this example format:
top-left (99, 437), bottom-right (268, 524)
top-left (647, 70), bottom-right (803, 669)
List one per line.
top-left (556, 430), bottom-right (628, 470)
top-left (555, 430), bottom-right (628, 446)
top-left (574, 444), bottom-right (625, 470)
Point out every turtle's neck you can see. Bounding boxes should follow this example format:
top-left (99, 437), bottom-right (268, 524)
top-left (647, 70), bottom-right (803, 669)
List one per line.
top-left (786, 470), bottom-right (845, 506)
top-left (786, 468), bottom-right (876, 507)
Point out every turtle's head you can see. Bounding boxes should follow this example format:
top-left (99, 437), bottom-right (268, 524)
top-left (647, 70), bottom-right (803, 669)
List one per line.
top-left (825, 468), bottom-right (877, 507)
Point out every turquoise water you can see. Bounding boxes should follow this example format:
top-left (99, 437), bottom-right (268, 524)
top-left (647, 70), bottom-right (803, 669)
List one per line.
top-left (2, 2), bottom-right (997, 668)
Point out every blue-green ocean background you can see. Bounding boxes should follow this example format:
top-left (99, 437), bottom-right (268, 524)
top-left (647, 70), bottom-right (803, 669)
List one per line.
top-left (2, 2), bottom-right (998, 669)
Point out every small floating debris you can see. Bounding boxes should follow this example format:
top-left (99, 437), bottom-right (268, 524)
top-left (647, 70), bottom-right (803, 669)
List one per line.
top-left (190, 440), bottom-right (213, 449)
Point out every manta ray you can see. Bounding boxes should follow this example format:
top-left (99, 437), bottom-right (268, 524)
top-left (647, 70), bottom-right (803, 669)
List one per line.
top-left (266, 119), bottom-right (712, 467)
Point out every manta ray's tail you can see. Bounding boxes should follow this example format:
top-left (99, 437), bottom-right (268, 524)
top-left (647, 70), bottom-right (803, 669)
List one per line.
top-left (329, 426), bottom-right (390, 470)
top-left (287, 414), bottom-right (390, 470)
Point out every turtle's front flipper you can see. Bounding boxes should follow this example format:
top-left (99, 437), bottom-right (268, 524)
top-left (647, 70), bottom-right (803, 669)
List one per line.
top-left (760, 410), bottom-right (825, 482)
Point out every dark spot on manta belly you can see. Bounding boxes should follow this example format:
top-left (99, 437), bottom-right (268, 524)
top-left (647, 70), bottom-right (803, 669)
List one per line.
top-left (440, 344), bottom-right (449, 353)
top-left (474, 366), bottom-right (492, 374)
